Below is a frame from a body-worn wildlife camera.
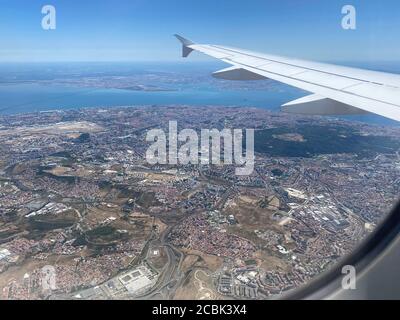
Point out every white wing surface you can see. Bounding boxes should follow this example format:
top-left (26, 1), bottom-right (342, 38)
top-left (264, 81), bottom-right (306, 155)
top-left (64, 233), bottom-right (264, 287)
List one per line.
top-left (175, 34), bottom-right (400, 122)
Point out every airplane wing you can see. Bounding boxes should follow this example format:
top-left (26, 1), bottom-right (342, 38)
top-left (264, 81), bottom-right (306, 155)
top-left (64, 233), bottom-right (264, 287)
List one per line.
top-left (175, 34), bottom-right (400, 122)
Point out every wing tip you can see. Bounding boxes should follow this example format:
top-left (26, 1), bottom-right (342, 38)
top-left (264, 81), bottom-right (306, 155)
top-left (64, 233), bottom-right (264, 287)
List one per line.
top-left (174, 34), bottom-right (195, 58)
top-left (174, 34), bottom-right (194, 46)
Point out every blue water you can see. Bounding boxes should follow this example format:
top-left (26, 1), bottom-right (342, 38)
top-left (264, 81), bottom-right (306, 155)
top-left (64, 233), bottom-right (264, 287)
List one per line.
top-left (0, 62), bottom-right (399, 127)
top-left (0, 62), bottom-right (304, 113)
top-left (0, 83), bottom-right (303, 113)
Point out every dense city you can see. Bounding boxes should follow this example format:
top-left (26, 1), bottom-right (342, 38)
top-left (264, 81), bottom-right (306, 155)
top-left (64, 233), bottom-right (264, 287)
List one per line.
top-left (0, 105), bottom-right (399, 300)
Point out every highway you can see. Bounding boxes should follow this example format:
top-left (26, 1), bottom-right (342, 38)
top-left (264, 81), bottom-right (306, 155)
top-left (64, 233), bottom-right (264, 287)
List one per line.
top-left (136, 226), bottom-right (184, 300)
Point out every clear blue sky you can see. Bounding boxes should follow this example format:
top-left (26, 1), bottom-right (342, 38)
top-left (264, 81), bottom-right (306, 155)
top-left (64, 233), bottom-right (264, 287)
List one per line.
top-left (0, 0), bottom-right (399, 62)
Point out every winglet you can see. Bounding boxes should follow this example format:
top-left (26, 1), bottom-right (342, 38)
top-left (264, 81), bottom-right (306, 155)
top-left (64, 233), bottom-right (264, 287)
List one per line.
top-left (174, 34), bottom-right (195, 58)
